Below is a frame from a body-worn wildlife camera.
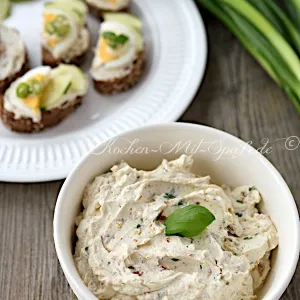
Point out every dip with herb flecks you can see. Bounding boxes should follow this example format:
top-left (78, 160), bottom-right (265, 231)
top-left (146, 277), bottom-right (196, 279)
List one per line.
top-left (74, 155), bottom-right (278, 300)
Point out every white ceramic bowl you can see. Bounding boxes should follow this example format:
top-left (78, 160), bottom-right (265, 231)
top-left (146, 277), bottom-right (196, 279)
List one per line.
top-left (54, 123), bottom-right (300, 300)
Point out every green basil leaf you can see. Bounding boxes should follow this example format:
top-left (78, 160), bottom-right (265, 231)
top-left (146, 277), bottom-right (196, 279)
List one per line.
top-left (115, 34), bottom-right (129, 45)
top-left (102, 31), bottom-right (116, 41)
top-left (164, 205), bottom-right (215, 237)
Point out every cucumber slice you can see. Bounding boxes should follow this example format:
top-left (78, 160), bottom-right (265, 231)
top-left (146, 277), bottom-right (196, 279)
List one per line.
top-left (41, 74), bottom-right (73, 109)
top-left (52, 64), bottom-right (87, 92)
top-left (0, 0), bottom-right (11, 21)
top-left (44, 2), bottom-right (85, 26)
top-left (56, 0), bottom-right (87, 14)
top-left (134, 30), bottom-right (144, 51)
top-left (103, 13), bottom-right (143, 31)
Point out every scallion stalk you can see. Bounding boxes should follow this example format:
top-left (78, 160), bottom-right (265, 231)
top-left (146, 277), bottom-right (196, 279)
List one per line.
top-left (247, 0), bottom-right (300, 55)
top-left (292, 0), bottom-right (300, 12)
top-left (197, 0), bottom-right (300, 114)
top-left (283, 0), bottom-right (300, 31)
top-left (220, 0), bottom-right (300, 81)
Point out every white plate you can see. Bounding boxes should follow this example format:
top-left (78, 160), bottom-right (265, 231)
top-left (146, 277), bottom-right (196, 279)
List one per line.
top-left (0, 0), bottom-right (207, 182)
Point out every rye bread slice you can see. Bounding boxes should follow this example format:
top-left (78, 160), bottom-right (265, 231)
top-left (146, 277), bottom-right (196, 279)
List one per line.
top-left (93, 50), bottom-right (145, 95)
top-left (0, 95), bottom-right (83, 133)
top-left (42, 47), bottom-right (87, 68)
top-left (87, 2), bottom-right (128, 21)
top-left (0, 54), bottom-right (29, 95)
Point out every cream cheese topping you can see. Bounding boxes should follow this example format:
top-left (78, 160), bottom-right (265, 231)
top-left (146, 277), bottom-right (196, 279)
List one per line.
top-left (86, 0), bottom-right (129, 11)
top-left (90, 21), bottom-right (139, 81)
top-left (0, 24), bottom-right (26, 81)
top-left (74, 155), bottom-right (278, 300)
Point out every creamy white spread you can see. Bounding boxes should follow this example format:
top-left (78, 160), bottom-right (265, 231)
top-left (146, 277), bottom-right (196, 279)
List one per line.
top-left (90, 21), bottom-right (141, 81)
top-left (0, 24), bottom-right (26, 81)
top-left (86, 0), bottom-right (129, 11)
top-left (74, 155), bottom-right (278, 300)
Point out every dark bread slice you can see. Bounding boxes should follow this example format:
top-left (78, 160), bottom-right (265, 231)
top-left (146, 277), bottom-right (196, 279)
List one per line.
top-left (87, 2), bottom-right (129, 21)
top-left (0, 95), bottom-right (83, 133)
top-left (0, 55), bottom-right (29, 95)
top-left (93, 50), bottom-right (145, 94)
top-left (42, 47), bottom-right (87, 68)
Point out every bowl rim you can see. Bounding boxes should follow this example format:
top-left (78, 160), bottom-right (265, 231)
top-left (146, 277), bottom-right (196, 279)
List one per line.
top-left (54, 122), bottom-right (300, 300)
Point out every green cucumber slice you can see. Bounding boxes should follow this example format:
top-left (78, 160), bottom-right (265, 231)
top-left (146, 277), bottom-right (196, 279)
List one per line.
top-left (103, 13), bottom-right (143, 31)
top-left (52, 64), bottom-right (87, 92)
top-left (41, 74), bottom-right (73, 109)
top-left (56, 0), bottom-right (87, 14)
top-left (134, 30), bottom-right (144, 51)
top-left (0, 0), bottom-right (11, 21)
top-left (44, 2), bottom-right (85, 26)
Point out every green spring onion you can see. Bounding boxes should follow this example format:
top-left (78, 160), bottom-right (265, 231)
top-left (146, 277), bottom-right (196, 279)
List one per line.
top-left (46, 15), bottom-right (71, 37)
top-left (102, 31), bottom-right (129, 49)
top-left (16, 82), bottom-right (30, 98)
top-left (197, 0), bottom-right (300, 114)
top-left (31, 79), bottom-right (44, 96)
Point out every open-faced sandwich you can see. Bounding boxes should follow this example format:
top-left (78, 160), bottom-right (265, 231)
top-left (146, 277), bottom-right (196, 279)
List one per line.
top-left (0, 24), bottom-right (28, 94)
top-left (90, 13), bottom-right (145, 94)
top-left (42, 0), bottom-right (90, 67)
top-left (0, 64), bottom-right (88, 133)
top-left (86, 0), bottom-right (129, 20)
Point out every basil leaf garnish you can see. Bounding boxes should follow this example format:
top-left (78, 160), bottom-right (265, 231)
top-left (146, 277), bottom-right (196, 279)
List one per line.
top-left (164, 205), bottom-right (215, 237)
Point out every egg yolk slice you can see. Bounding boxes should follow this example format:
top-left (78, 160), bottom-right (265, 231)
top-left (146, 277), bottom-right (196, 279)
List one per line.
top-left (21, 96), bottom-right (40, 114)
top-left (108, 0), bottom-right (117, 4)
top-left (99, 38), bottom-right (118, 62)
top-left (20, 75), bottom-right (48, 114)
top-left (47, 39), bottom-right (59, 47)
top-left (44, 13), bottom-right (56, 22)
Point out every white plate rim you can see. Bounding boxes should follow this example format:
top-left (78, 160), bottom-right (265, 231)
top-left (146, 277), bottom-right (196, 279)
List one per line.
top-left (0, 0), bottom-right (207, 182)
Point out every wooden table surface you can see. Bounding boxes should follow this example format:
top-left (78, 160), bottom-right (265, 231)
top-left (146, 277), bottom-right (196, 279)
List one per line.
top-left (0, 7), bottom-right (299, 300)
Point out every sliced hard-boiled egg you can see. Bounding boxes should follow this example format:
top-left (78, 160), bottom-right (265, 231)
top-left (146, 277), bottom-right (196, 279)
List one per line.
top-left (96, 21), bottom-right (136, 69)
top-left (15, 66), bottom-right (51, 114)
top-left (43, 8), bottom-right (78, 58)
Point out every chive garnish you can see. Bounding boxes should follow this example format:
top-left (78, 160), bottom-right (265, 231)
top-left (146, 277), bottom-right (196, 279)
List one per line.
top-left (164, 193), bottom-right (176, 199)
top-left (63, 81), bottom-right (72, 95)
top-left (102, 31), bottom-right (129, 49)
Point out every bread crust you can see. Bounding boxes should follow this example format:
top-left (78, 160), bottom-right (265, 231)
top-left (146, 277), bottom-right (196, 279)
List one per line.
top-left (42, 47), bottom-right (87, 68)
top-left (0, 55), bottom-right (29, 95)
top-left (93, 50), bottom-right (145, 94)
top-left (87, 2), bottom-right (129, 20)
top-left (0, 95), bottom-right (83, 133)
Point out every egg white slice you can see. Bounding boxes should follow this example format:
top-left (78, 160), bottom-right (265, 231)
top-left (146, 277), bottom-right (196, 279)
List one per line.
top-left (95, 21), bottom-right (137, 70)
top-left (20, 66), bottom-right (52, 84)
top-left (4, 66), bottom-right (52, 122)
top-left (43, 8), bottom-right (78, 59)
